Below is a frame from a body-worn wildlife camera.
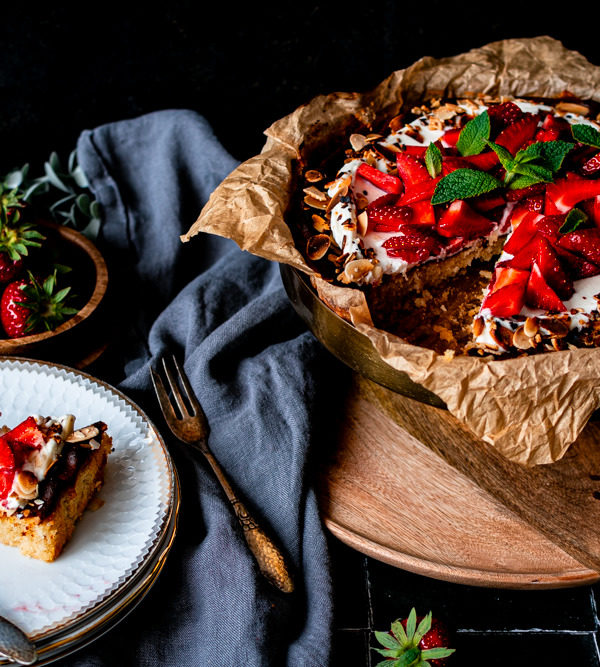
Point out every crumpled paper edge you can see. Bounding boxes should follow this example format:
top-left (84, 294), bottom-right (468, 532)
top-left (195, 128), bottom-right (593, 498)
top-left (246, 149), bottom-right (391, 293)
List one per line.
top-left (183, 36), bottom-right (600, 465)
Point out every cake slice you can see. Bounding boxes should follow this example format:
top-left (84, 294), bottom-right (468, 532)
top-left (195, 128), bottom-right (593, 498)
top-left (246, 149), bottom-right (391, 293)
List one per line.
top-left (301, 95), bottom-right (600, 356)
top-left (0, 415), bottom-right (111, 561)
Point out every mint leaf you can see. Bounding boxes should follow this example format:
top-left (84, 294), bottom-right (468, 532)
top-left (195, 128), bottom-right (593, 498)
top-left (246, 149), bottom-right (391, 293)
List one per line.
top-left (487, 141), bottom-right (515, 171)
top-left (431, 168), bottom-right (502, 205)
top-left (516, 140), bottom-right (574, 172)
top-left (508, 174), bottom-right (548, 190)
top-left (559, 208), bottom-right (588, 234)
top-left (425, 143), bottom-right (442, 178)
top-left (572, 124), bottom-right (600, 149)
top-left (509, 162), bottom-right (553, 184)
top-left (457, 111), bottom-right (490, 156)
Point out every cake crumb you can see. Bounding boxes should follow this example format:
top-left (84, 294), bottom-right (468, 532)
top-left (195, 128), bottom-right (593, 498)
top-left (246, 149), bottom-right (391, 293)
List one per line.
top-left (443, 349), bottom-right (456, 361)
top-left (479, 270), bottom-right (493, 279)
top-left (433, 325), bottom-right (454, 343)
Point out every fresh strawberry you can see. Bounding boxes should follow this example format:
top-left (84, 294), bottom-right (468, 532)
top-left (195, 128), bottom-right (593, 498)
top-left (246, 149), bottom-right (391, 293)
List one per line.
top-left (356, 163), bottom-right (403, 194)
top-left (508, 236), bottom-right (541, 270)
top-left (535, 214), bottom-right (565, 243)
top-left (535, 128), bottom-right (560, 143)
top-left (503, 212), bottom-right (541, 255)
top-left (396, 153), bottom-right (430, 186)
top-left (373, 609), bottom-right (455, 667)
top-left (0, 435), bottom-right (15, 502)
top-left (490, 266), bottom-right (530, 294)
top-left (482, 279), bottom-right (527, 317)
top-left (6, 416), bottom-right (45, 450)
top-left (0, 271), bottom-right (78, 339)
top-left (536, 236), bottom-right (574, 300)
top-left (545, 178), bottom-right (600, 214)
top-left (495, 114), bottom-right (539, 155)
top-left (505, 183), bottom-right (546, 203)
top-left (509, 197), bottom-right (545, 229)
top-left (463, 151), bottom-right (499, 171)
top-left (581, 196), bottom-right (600, 228)
top-left (397, 178), bottom-right (441, 206)
top-left (367, 195), bottom-right (412, 232)
top-left (436, 200), bottom-right (495, 239)
top-left (487, 101), bottom-right (524, 130)
top-left (471, 192), bottom-right (506, 213)
top-left (403, 145), bottom-right (428, 157)
top-left (580, 152), bottom-right (600, 177)
top-left (409, 200), bottom-right (436, 225)
top-left (526, 262), bottom-right (567, 312)
top-left (0, 253), bottom-right (23, 283)
top-left (557, 228), bottom-right (600, 266)
top-left (541, 112), bottom-right (570, 137)
top-left (555, 246), bottom-right (600, 279)
top-left (441, 128), bottom-right (461, 149)
top-left (382, 230), bottom-right (441, 263)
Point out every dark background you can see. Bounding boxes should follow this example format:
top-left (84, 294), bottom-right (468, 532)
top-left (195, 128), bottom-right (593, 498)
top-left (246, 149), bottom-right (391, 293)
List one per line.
top-left (4, 3), bottom-right (600, 665)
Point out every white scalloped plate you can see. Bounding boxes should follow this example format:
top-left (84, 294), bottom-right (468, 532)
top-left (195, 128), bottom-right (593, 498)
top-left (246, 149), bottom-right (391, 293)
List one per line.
top-left (0, 357), bottom-right (179, 665)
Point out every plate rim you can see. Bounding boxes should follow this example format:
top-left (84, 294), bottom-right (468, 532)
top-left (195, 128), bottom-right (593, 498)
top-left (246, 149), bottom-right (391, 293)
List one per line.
top-left (0, 356), bottom-right (180, 664)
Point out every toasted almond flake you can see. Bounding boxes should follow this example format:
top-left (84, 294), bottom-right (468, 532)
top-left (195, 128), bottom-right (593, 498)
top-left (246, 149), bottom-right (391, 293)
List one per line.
top-left (357, 211), bottom-right (368, 236)
top-left (381, 142), bottom-right (402, 153)
top-left (66, 424), bottom-right (100, 443)
top-left (472, 316), bottom-right (484, 337)
top-left (433, 105), bottom-right (457, 121)
top-left (14, 471), bottom-right (38, 500)
top-left (524, 317), bottom-right (539, 338)
top-left (366, 133), bottom-right (383, 142)
top-left (355, 193), bottom-right (369, 210)
top-left (304, 195), bottom-right (328, 210)
top-left (459, 99), bottom-right (480, 113)
top-left (555, 101), bottom-right (589, 116)
top-left (339, 259), bottom-right (375, 284)
top-left (389, 115), bottom-right (404, 132)
top-left (349, 133), bottom-right (367, 151)
top-left (512, 326), bottom-right (534, 350)
top-left (428, 117), bottom-right (444, 132)
top-left (312, 214), bottom-right (330, 232)
top-left (540, 318), bottom-right (569, 338)
top-left (305, 169), bottom-right (323, 183)
top-left (303, 186), bottom-right (327, 201)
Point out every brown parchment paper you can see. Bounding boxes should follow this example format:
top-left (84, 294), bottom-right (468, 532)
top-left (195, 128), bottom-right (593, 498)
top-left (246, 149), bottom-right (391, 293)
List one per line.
top-left (182, 36), bottom-right (600, 466)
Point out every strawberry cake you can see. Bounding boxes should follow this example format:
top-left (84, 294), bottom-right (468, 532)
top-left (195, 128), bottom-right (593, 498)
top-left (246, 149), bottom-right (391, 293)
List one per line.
top-left (300, 95), bottom-right (600, 356)
top-left (0, 415), bottom-right (111, 561)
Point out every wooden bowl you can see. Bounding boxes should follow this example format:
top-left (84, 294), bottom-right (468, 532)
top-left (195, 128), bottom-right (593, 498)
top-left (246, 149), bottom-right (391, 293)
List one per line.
top-left (0, 221), bottom-right (108, 364)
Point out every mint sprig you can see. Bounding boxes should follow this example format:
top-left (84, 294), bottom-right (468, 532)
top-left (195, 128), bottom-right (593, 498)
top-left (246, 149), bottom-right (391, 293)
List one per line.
top-left (456, 111), bottom-right (490, 157)
top-left (571, 124), bottom-right (600, 149)
top-left (425, 143), bottom-right (442, 178)
top-left (431, 168), bottom-right (502, 205)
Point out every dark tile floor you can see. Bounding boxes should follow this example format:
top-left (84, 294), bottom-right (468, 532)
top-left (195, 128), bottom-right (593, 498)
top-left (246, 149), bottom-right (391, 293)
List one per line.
top-left (329, 535), bottom-right (600, 666)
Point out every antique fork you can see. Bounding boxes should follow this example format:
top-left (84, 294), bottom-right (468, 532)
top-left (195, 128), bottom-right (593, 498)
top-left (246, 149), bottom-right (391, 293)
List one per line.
top-left (150, 355), bottom-right (294, 594)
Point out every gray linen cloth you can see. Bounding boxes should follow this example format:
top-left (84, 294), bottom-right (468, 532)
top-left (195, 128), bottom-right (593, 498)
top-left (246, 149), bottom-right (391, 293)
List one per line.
top-left (60, 109), bottom-right (337, 666)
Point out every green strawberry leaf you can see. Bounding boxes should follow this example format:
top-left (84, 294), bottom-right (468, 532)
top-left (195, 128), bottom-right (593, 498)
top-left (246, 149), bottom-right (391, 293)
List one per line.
top-left (572, 124), bottom-right (600, 149)
top-left (373, 648), bottom-right (401, 658)
top-left (391, 620), bottom-right (409, 645)
top-left (374, 661), bottom-right (401, 667)
top-left (559, 208), bottom-right (589, 234)
top-left (457, 111), bottom-right (490, 156)
top-left (431, 169), bottom-right (502, 205)
top-left (374, 631), bottom-right (401, 649)
top-left (425, 143), bottom-right (442, 178)
top-left (397, 648), bottom-right (420, 666)
top-left (413, 612), bottom-right (432, 645)
top-left (422, 647), bottom-right (457, 659)
top-left (405, 608), bottom-right (417, 642)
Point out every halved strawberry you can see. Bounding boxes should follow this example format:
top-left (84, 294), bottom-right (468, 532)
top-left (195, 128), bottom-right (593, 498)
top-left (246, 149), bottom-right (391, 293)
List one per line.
top-left (581, 196), bottom-right (600, 228)
top-left (409, 200), bottom-right (436, 225)
top-left (505, 183), bottom-right (546, 203)
top-left (471, 193), bottom-right (506, 213)
top-left (545, 178), bottom-right (600, 214)
top-left (436, 200), bottom-right (495, 239)
top-left (535, 214), bottom-right (565, 244)
top-left (382, 230), bottom-right (442, 263)
top-left (441, 128), bottom-right (461, 149)
top-left (482, 280), bottom-right (527, 318)
top-left (509, 196), bottom-right (545, 229)
top-left (581, 152), bottom-right (600, 177)
top-left (536, 237), bottom-right (574, 300)
top-left (403, 145), bottom-right (428, 157)
top-left (490, 266), bottom-right (530, 294)
top-left (557, 228), bottom-right (600, 266)
top-left (507, 236), bottom-right (541, 270)
top-left (463, 151), bottom-right (499, 171)
top-left (6, 416), bottom-right (45, 449)
top-left (0, 435), bottom-right (15, 502)
top-left (356, 163), bottom-right (403, 195)
top-left (503, 212), bottom-right (540, 255)
top-left (555, 246), bottom-right (600, 279)
top-left (396, 153), bottom-right (430, 187)
top-left (535, 128), bottom-right (561, 143)
top-left (495, 114), bottom-right (539, 155)
top-left (541, 112), bottom-right (570, 136)
top-left (397, 178), bottom-right (441, 206)
top-left (526, 262), bottom-right (567, 312)
top-left (367, 196), bottom-right (412, 232)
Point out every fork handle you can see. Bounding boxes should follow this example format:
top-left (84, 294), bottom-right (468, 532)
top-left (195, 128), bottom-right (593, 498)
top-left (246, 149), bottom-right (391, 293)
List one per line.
top-left (200, 446), bottom-right (295, 594)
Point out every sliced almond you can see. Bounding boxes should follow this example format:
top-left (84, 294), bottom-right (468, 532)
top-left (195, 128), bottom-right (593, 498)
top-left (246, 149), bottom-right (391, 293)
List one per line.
top-left (512, 326), bottom-right (534, 350)
top-left (306, 235), bottom-right (330, 261)
top-left (540, 318), bottom-right (569, 338)
top-left (472, 316), bottom-right (484, 338)
top-left (357, 211), bottom-right (368, 237)
top-left (304, 170), bottom-right (323, 183)
top-left (304, 195), bottom-right (328, 211)
top-left (311, 214), bottom-right (330, 233)
top-left (366, 133), bottom-right (383, 142)
top-left (66, 424), bottom-right (100, 443)
top-left (555, 101), bottom-right (589, 116)
top-left (428, 117), bottom-right (444, 132)
top-left (389, 115), bottom-right (404, 132)
top-left (349, 133), bottom-right (367, 152)
top-left (303, 186), bottom-right (327, 201)
top-left (339, 259), bottom-right (375, 284)
top-left (14, 471), bottom-right (38, 500)
top-left (523, 316), bottom-right (539, 338)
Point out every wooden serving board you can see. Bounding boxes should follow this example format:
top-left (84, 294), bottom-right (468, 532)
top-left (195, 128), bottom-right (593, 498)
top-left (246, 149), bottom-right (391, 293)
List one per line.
top-left (318, 372), bottom-right (600, 589)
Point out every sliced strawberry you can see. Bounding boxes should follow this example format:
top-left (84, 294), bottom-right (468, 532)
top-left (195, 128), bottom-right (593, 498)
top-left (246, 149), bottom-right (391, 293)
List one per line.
top-left (534, 128), bottom-right (560, 143)
top-left (436, 200), bottom-right (495, 239)
top-left (409, 200), bottom-right (436, 225)
top-left (441, 128), bottom-right (461, 148)
top-left (443, 237), bottom-right (468, 255)
top-left (535, 214), bottom-right (565, 243)
top-left (471, 193), bottom-right (506, 213)
top-left (536, 237), bottom-right (574, 300)
top-left (508, 236), bottom-right (541, 270)
top-left (581, 152), bottom-right (600, 177)
top-left (542, 112), bottom-right (570, 136)
top-left (503, 212), bottom-right (540, 255)
top-left (505, 183), bottom-right (546, 203)
top-left (545, 178), bottom-right (600, 214)
top-left (441, 157), bottom-right (466, 176)
top-left (526, 262), bottom-right (567, 312)
top-left (382, 230), bottom-right (442, 263)
top-left (555, 246), bottom-right (600, 279)
top-left (0, 435), bottom-right (15, 502)
top-left (356, 163), bottom-right (403, 195)
top-left (509, 196), bottom-right (545, 229)
top-left (396, 153), bottom-right (430, 187)
top-left (368, 202), bottom-right (413, 232)
top-left (495, 114), bottom-right (539, 155)
top-left (463, 151), bottom-right (499, 171)
top-left (403, 145), bottom-right (427, 157)
top-left (490, 266), bottom-right (530, 294)
top-left (397, 178), bottom-right (441, 206)
top-left (5, 416), bottom-right (46, 449)
top-left (557, 228), bottom-right (600, 265)
top-left (581, 196), bottom-right (600, 228)
top-left (482, 281), bottom-right (527, 318)
top-left (487, 102), bottom-right (524, 130)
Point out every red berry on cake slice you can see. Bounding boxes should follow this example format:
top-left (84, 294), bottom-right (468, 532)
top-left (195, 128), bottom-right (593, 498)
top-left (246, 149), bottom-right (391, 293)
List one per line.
top-left (495, 114), bottom-right (539, 154)
top-left (545, 178), bottom-right (600, 214)
top-left (526, 262), bottom-right (567, 312)
top-left (356, 163), bottom-right (404, 194)
top-left (396, 153), bottom-right (430, 186)
top-left (436, 200), bottom-right (495, 239)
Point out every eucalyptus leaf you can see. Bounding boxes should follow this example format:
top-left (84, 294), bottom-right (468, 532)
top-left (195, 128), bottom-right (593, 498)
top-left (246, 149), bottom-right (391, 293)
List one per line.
top-left (81, 217), bottom-right (101, 240)
top-left (76, 193), bottom-right (91, 216)
top-left (72, 164), bottom-right (89, 188)
top-left (4, 170), bottom-right (23, 189)
top-left (44, 161), bottom-right (71, 193)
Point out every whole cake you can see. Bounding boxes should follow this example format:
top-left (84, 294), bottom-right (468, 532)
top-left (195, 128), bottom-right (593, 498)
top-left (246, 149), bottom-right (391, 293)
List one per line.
top-left (299, 95), bottom-right (600, 356)
top-left (0, 414), bottom-right (111, 561)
